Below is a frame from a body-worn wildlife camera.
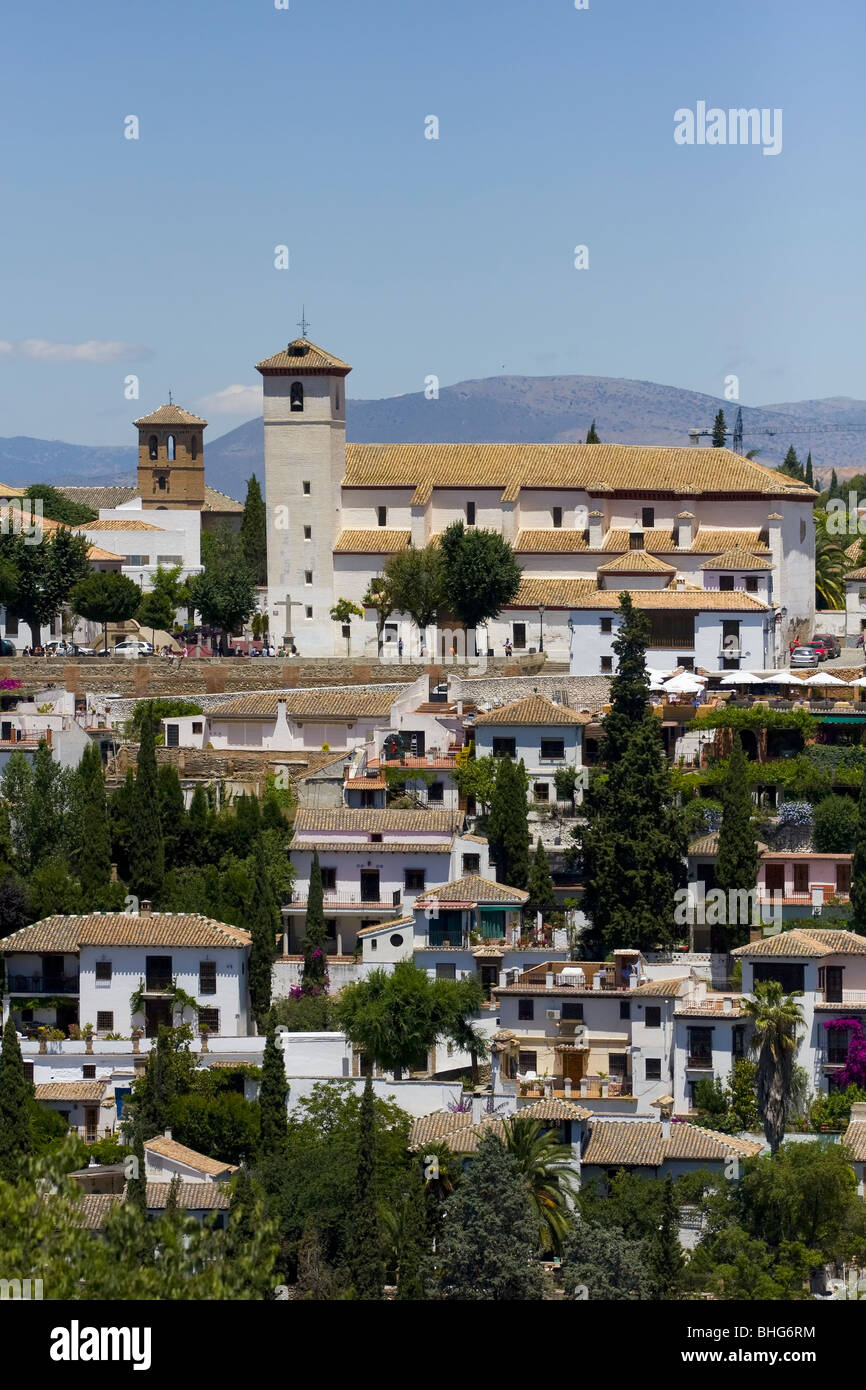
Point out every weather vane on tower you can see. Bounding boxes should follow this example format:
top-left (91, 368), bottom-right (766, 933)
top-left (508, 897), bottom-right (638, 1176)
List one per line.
top-left (297, 306), bottom-right (310, 339)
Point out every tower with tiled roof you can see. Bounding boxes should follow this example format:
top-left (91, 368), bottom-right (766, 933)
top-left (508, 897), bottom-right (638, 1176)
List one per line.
top-left (134, 401), bottom-right (208, 510)
top-left (256, 337), bottom-right (352, 651)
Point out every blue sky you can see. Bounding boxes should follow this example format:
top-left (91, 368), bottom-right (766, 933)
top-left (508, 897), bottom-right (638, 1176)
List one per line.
top-left (1, 0), bottom-right (863, 443)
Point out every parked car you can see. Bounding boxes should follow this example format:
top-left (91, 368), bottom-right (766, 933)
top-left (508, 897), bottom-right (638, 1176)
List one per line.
top-left (812, 632), bottom-right (841, 659)
top-left (791, 645), bottom-right (819, 668)
top-left (806, 637), bottom-right (830, 662)
top-left (112, 639), bottom-right (154, 657)
top-left (0, 639), bottom-right (15, 656)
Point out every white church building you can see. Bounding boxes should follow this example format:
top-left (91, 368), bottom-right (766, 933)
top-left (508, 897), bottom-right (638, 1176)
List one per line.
top-left (258, 337), bottom-right (816, 669)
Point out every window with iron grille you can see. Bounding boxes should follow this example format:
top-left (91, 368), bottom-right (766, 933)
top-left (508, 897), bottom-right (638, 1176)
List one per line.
top-left (562, 1001), bottom-right (583, 1020)
top-left (320, 868), bottom-right (337, 892)
top-left (645, 1058), bottom-right (662, 1080)
top-left (199, 1009), bottom-right (219, 1034)
top-left (404, 869), bottom-right (426, 892)
top-left (462, 854), bottom-right (480, 874)
top-left (518, 1050), bottom-right (537, 1071)
top-left (199, 961), bottom-right (217, 995)
top-left (23, 1062), bottom-right (34, 1082)
top-left (96, 1012), bottom-right (114, 1032)
top-left (83, 1064), bottom-right (96, 1079)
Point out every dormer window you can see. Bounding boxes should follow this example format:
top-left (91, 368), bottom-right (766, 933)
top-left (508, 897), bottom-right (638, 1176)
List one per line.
top-left (290, 382), bottom-right (304, 412)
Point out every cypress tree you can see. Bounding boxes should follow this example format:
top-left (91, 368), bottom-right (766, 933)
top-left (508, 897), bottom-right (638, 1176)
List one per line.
top-left (157, 764), bottom-right (187, 871)
top-left (348, 1076), bottom-right (384, 1300)
top-left (129, 704), bottom-right (164, 902)
top-left (127, 1128), bottom-right (147, 1213)
top-left (601, 592), bottom-right (651, 766)
top-left (132, 1027), bottom-right (181, 1140)
top-left (76, 742), bottom-right (112, 908)
top-left (580, 715), bottom-right (686, 953)
top-left (585, 420), bottom-right (600, 444)
top-left (780, 445), bottom-right (803, 480)
top-left (395, 1161), bottom-right (428, 1300)
top-left (850, 774), bottom-right (866, 935)
top-left (246, 836), bottom-right (278, 1030)
top-left (712, 409), bottom-right (727, 447)
top-left (805, 451), bottom-right (814, 488)
top-left (301, 849), bottom-right (328, 994)
top-left (240, 474), bottom-right (268, 585)
top-left (0, 1015), bottom-right (33, 1181)
top-left (526, 838), bottom-right (556, 922)
top-left (714, 733), bottom-right (760, 951)
top-left (188, 783), bottom-right (210, 831)
top-left (648, 1177), bottom-right (683, 1299)
top-left (487, 756), bottom-right (530, 889)
top-left (258, 1023), bottom-right (288, 1156)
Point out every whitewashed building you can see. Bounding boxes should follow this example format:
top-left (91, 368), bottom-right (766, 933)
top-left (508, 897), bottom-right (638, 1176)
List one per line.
top-left (471, 694), bottom-right (590, 806)
top-left (257, 336), bottom-right (815, 656)
top-left (162, 686), bottom-right (402, 754)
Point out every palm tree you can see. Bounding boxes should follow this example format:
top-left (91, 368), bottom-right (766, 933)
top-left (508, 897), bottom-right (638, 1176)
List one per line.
top-left (743, 978), bottom-right (804, 1153)
top-left (447, 1015), bottom-right (489, 1087)
top-left (814, 510), bottom-right (846, 610)
top-left (501, 1116), bottom-right (577, 1252)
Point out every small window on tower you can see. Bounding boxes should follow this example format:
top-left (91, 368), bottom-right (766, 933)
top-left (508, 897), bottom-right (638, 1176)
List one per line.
top-left (190, 435), bottom-right (197, 461)
top-left (302, 480), bottom-right (311, 495)
top-left (335, 386), bottom-right (341, 411)
top-left (157, 476), bottom-right (167, 492)
top-left (552, 506), bottom-right (563, 528)
top-left (642, 507), bottom-right (655, 528)
top-left (290, 382), bottom-right (304, 412)
top-left (305, 570), bottom-right (313, 586)
top-left (304, 526), bottom-right (312, 540)
top-left (466, 501), bottom-right (476, 525)
top-left (305, 606), bottom-right (313, 619)
top-left (377, 506), bottom-right (387, 527)
top-left (167, 435), bottom-right (176, 461)
top-left (148, 435), bottom-right (158, 461)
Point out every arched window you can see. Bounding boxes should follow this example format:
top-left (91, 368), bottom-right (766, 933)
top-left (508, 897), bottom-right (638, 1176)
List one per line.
top-left (148, 435), bottom-right (158, 461)
top-left (167, 435), bottom-right (176, 460)
top-left (290, 381), bottom-right (304, 413)
top-left (190, 434), bottom-right (197, 461)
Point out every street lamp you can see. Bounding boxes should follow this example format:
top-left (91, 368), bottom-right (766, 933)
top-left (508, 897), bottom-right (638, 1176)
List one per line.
top-left (537, 604), bottom-right (546, 653)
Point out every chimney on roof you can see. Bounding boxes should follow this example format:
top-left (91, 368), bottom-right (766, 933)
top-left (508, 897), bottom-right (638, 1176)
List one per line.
top-left (629, 526), bottom-right (645, 552)
top-left (661, 1117), bottom-right (671, 1141)
top-left (471, 1094), bottom-right (484, 1125)
top-left (545, 971), bottom-right (554, 988)
top-left (343, 764), bottom-right (350, 779)
top-left (588, 510), bottom-right (604, 549)
top-left (164, 1128), bottom-right (172, 1140)
top-left (140, 900), bottom-right (152, 916)
top-left (723, 996), bottom-right (733, 1013)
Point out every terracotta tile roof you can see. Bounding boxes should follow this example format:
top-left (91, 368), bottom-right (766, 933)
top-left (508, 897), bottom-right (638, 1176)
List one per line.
top-left (144, 1135), bottom-right (238, 1176)
top-left (511, 579), bottom-right (769, 611)
top-left (133, 404), bottom-right (208, 426)
top-left (290, 839), bottom-right (453, 854)
top-left (675, 1000), bottom-right (749, 1018)
top-left (256, 338), bottom-right (352, 374)
top-left (55, 484), bottom-right (242, 513)
top-left (845, 539), bottom-right (863, 565)
top-left (689, 832), bottom-right (769, 856)
top-left (35, 1081), bottom-right (107, 1103)
top-left (416, 873), bottom-right (529, 904)
top-left (145, 1181), bottom-right (230, 1209)
top-left (699, 549), bottom-right (773, 571)
top-left (0, 482), bottom-right (26, 497)
top-left (845, 567), bottom-right (866, 582)
top-left (293, 807), bottom-right (460, 834)
top-left (356, 916), bottom-right (415, 937)
top-left (333, 529), bottom-right (411, 553)
top-left (203, 485), bottom-right (244, 512)
top-left (630, 978), bottom-right (688, 997)
top-left (345, 774), bottom-right (387, 789)
top-left (691, 526), bottom-right (771, 553)
top-left (410, 1110), bottom-right (475, 1146)
top-left (2, 912), bottom-right (250, 952)
top-left (597, 551), bottom-right (677, 575)
top-left (519, 1097), bottom-right (592, 1121)
top-left (600, 528), bottom-right (678, 553)
top-left (209, 687), bottom-right (402, 719)
top-left (79, 519), bottom-right (164, 532)
top-left (731, 928), bottom-right (866, 958)
top-left (843, 1120), bottom-right (866, 1161)
top-left (73, 1193), bottom-right (122, 1229)
top-left (582, 1119), bottom-right (760, 1167)
top-left (341, 444), bottom-right (815, 506)
top-left (371, 755), bottom-right (458, 770)
top-left (515, 529), bottom-right (590, 553)
top-left (474, 694), bottom-right (591, 726)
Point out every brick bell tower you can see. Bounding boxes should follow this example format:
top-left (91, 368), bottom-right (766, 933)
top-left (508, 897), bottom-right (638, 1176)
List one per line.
top-left (133, 401), bottom-right (207, 510)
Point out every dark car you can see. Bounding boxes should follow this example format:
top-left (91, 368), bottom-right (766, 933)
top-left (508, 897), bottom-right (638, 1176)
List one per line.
top-left (0, 639), bottom-right (14, 656)
top-left (812, 632), bottom-right (841, 659)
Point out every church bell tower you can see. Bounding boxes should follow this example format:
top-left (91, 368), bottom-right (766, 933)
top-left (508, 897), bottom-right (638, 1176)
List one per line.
top-left (134, 402), bottom-right (207, 510)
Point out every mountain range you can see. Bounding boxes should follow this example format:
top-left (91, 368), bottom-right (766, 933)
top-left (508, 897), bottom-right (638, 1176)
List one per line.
top-left (4, 375), bottom-right (866, 501)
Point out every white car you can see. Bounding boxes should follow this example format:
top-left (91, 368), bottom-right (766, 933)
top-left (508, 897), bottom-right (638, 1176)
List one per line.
top-left (113, 639), bottom-right (154, 657)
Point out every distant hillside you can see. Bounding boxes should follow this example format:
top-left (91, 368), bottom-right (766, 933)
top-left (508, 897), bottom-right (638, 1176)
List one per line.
top-left (4, 375), bottom-right (866, 498)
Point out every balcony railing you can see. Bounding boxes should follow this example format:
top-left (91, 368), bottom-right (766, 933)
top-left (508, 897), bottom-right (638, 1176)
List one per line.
top-left (285, 890), bottom-right (402, 910)
top-left (427, 932), bottom-right (470, 950)
top-left (817, 989), bottom-right (866, 1007)
top-left (687, 1054), bottom-right (714, 1069)
top-left (8, 974), bottom-right (79, 994)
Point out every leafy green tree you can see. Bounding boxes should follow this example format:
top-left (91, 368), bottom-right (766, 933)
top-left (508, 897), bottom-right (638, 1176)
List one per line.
top-left (23, 484), bottom-right (96, 525)
top-left (561, 1220), bottom-right (653, 1299)
top-left (712, 409), bottom-right (727, 447)
top-left (384, 544), bottom-right (444, 631)
top-left (445, 978), bottom-right (489, 1085)
top-left (246, 836), bottom-right (278, 1030)
top-left (0, 1016), bottom-right (33, 1181)
top-left (1, 525), bottom-right (91, 648)
top-left (714, 734), bottom-right (760, 950)
top-left (362, 574), bottom-right (394, 649)
top-left (501, 1116), bottom-right (577, 1252)
top-left (813, 793), bottom-right (858, 854)
top-left (487, 754), bottom-right (530, 889)
top-left (778, 445), bottom-right (804, 481)
top-left (743, 980), bottom-right (805, 1153)
top-left (258, 1025), bottom-right (288, 1157)
top-left (240, 474), bottom-right (268, 585)
top-left (169, 1090), bottom-right (260, 1166)
top-left (27, 856), bottom-right (84, 918)
top-left (451, 750), bottom-right (498, 813)
top-left (270, 992), bottom-right (336, 1032)
top-left (128, 704), bottom-right (164, 901)
top-left (347, 1076), bottom-right (385, 1299)
top-left (0, 872), bottom-right (31, 935)
top-left (439, 520), bottom-right (522, 635)
top-left (329, 598), bottom-right (364, 656)
top-left (188, 527), bottom-right (256, 654)
top-left (526, 838), bottom-right (556, 922)
top-left (126, 1026), bottom-right (196, 1142)
top-left (850, 772), bottom-right (866, 934)
top-left (648, 1176), bottom-right (684, 1298)
top-left (301, 848), bottom-right (328, 994)
top-left (69, 570), bottom-right (142, 654)
top-left (432, 1132), bottom-right (546, 1300)
top-left (336, 961), bottom-right (482, 1076)
top-left (136, 589), bottom-right (175, 647)
top-left (76, 741), bottom-right (112, 907)
top-left (585, 420), bottom-right (600, 444)
top-left (382, 1159), bottom-right (428, 1299)
top-left (2, 743), bottom-right (78, 874)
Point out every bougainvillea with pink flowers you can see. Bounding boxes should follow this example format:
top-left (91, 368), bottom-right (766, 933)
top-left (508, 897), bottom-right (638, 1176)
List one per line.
top-left (823, 1017), bottom-right (866, 1088)
top-left (0, 679), bottom-right (22, 691)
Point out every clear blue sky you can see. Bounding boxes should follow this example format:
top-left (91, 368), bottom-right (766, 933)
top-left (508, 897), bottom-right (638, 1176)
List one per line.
top-left (1, 0), bottom-right (863, 443)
